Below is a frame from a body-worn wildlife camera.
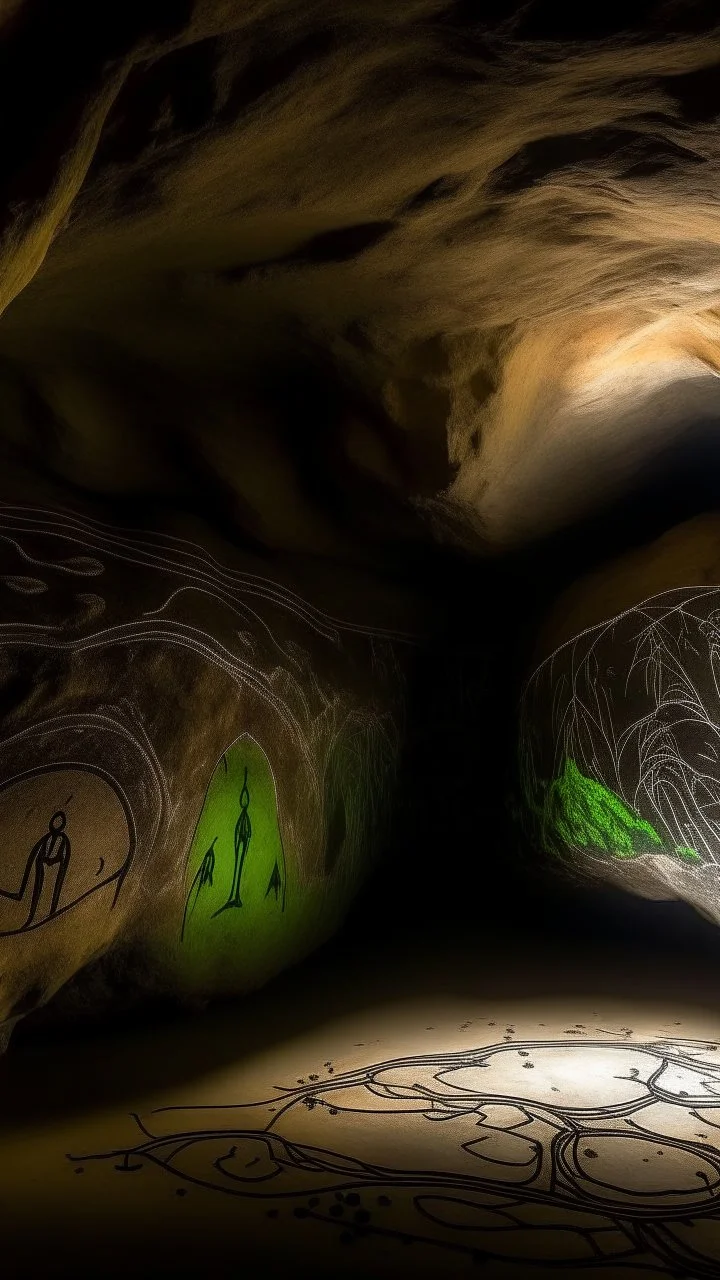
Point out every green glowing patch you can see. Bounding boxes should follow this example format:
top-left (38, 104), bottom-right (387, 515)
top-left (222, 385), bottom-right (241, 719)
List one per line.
top-left (673, 845), bottom-right (702, 863)
top-left (539, 757), bottom-right (665, 861)
top-left (178, 735), bottom-right (334, 989)
top-left (181, 736), bottom-right (287, 942)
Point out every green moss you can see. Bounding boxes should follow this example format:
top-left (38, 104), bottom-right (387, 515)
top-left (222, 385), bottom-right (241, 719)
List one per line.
top-left (527, 756), bottom-right (705, 865)
top-left (673, 845), bottom-right (702, 863)
top-left (540, 757), bottom-right (665, 861)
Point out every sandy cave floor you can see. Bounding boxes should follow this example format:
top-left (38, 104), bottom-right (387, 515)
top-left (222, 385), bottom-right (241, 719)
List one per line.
top-left (2, 886), bottom-right (720, 1280)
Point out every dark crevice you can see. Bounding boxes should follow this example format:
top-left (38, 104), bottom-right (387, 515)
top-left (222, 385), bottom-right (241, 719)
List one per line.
top-left (489, 128), bottom-right (702, 196)
top-left (220, 29), bottom-right (338, 120)
top-left (0, 0), bottom-right (193, 228)
top-left (220, 221), bottom-right (396, 284)
top-left (89, 35), bottom-right (223, 176)
top-left (660, 62), bottom-right (720, 123)
top-left (402, 176), bottom-right (463, 214)
top-left (6, 983), bottom-right (46, 1021)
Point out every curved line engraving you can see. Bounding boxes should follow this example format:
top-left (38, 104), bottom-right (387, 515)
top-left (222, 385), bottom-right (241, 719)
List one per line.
top-left (68, 1032), bottom-right (720, 1272)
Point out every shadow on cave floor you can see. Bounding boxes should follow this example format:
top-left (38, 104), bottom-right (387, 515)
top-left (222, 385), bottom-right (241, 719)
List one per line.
top-left (3, 857), bottom-right (719, 1128)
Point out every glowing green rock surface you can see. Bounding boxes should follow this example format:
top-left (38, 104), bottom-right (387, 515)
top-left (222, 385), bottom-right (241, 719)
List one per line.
top-left (178, 735), bottom-right (332, 988)
top-left (673, 845), bottom-right (702, 864)
top-left (538, 758), bottom-right (676, 861)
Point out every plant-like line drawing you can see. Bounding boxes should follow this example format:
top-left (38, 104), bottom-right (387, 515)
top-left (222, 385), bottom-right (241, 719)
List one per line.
top-left (520, 587), bottom-right (720, 871)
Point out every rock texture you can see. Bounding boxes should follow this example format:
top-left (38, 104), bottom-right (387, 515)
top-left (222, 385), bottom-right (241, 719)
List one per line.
top-left (2, 2), bottom-right (720, 548)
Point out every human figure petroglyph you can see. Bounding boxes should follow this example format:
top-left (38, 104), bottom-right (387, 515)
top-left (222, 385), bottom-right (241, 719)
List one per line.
top-left (0, 811), bottom-right (71, 930)
top-left (213, 768), bottom-right (252, 917)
